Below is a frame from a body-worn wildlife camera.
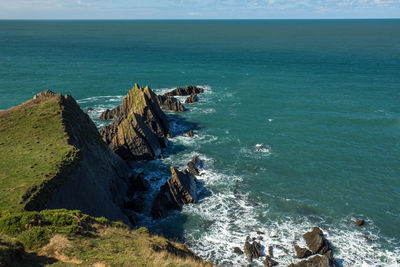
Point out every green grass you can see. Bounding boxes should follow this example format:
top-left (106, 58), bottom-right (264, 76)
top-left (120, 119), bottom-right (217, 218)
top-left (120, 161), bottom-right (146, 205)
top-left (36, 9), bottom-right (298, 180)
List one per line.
top-left (0, 96), bottom-right (80, 212)
top-left (0, 209), bottom-right (212, 267)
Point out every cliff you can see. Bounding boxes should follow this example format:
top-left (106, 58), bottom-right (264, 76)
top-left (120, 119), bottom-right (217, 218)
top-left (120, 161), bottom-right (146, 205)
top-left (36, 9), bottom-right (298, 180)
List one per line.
top-left (0, 90), bottom-right (131, 224)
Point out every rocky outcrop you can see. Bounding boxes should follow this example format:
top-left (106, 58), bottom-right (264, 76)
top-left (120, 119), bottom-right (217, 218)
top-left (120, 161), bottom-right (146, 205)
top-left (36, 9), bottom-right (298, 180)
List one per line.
top-left (288, 254), bottom-right (337, 267)
top-left (156, 95), bottom-right (186, 112)
top-left (164, 85), bottom-right (204, 96)
top-left (99, 106), bottom-right (121, 120)
top-left (185, 94), bottom-right (199, 104)
top-left (243, 236), bottom-right (263, 262)
top-left (151, 166), bottom-right (198, 219)
top-left (303, 227), bottom-right (331, 254)
top-left (100, 84), bottom-right (170, 160)
top-left (10, 91), bottom-right (133, 225)
top-left (354, 219), bottom-right (364, 227)
top-left (187, 156), bottom-right (202, 176)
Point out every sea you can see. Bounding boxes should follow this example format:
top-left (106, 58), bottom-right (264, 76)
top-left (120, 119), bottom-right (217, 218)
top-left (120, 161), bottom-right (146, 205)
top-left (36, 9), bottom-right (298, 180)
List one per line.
top-left (0, 20), bottom-right (399, 266)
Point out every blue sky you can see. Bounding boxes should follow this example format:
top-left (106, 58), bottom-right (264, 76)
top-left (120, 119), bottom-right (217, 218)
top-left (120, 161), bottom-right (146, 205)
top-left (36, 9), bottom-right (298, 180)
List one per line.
top-left (0, 0), bottom-right (399, 19)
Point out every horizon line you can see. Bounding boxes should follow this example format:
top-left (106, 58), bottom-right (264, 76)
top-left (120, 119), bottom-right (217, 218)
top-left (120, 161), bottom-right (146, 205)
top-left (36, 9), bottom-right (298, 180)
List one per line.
top-left (1, 18), bottom-right (400, 21)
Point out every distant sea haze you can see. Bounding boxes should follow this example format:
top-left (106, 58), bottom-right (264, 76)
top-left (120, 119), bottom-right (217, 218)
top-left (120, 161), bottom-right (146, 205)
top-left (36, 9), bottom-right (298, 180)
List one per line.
top-left (0, 20), bottom-right (399, 266)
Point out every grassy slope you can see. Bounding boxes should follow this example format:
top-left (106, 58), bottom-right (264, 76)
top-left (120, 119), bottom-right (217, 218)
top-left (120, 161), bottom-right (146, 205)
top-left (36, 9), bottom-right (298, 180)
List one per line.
top-left (0, 209), bottom-right (211, 267)
top-left (0, 96), bottom-right (79, 212)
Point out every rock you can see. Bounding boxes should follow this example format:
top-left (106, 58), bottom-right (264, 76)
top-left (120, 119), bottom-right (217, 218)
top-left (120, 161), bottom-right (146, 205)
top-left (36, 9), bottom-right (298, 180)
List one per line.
top-left (164, 85), bottom-right (204, 96)
top-left (187, 156), bottom-right (202, 176)
top-left (129, 172), bottom-right (149, 192)
top-left (288, 254), bottom-right (338, 267)
top-left (268, 245), bottom-right (274, 258)
top-left (151, 166), bottom-right (197, 219)
top-left (86, 107), bottom-right (93, 112)
top-left (303, 227), bottom-right (331, 254)
top-left (257, 231), bottom-right (265, 235)
top-left (100, 84), bottom-right (170, 160)
top-left (263, 256), bottom-right (278, 267)
top-left (233, 247), bottom-right (244, 255)
top-left (294, 244), bottom-right (312, 259)
top-left (354, 219), bottom-right (365, 227)
top-left (185, 94), bottom-right (199, 104)
top-left (99, 106), bottom-right (121, 120)
top-left (156, 95), bottom-right (185, 112)
top-left (364, 236), bottom-right (371, 242)
top-left (33, 89), bottom-right (55, 99)
top-left (244, 236), bottom-right (263, 262)
top-left (124, 198), bottom-right (144, 212)
top-left (187, 130), bottom-right (194, 137)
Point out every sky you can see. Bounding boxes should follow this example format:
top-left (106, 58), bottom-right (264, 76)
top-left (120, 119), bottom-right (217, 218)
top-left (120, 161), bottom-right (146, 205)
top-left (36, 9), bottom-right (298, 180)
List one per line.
top-left (0, 0), bottom-right (399, 19)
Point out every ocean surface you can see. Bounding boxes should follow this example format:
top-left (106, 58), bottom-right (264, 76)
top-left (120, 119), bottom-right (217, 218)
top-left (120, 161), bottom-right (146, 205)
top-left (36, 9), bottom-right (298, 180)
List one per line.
top-left (0, 20), bottom-right (399, 266)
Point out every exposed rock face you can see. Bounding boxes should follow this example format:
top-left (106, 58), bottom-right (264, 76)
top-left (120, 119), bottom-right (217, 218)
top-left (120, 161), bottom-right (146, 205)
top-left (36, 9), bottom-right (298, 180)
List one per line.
top-left (187, 156), bottom-right (202, 176)
top-left (164, 85), bottom-right (204, 96)
top-left (294, 244), bottom-right (312, 259)
top-left (288, 254), bottom-right (337, 267)
top-left (151, 166), bottom-right (197, 219)
top-left (243, 236), bottom-right (263, 262)
top-left (303, 227), bottom-right (331, 254)
top-left (99, 106), bottom-right (121, 120)
top-left (23, 91), bottom-right (133, 225)
top-left (354, 219), bottom-right (365, 227)
top-left (185, 94), bottom-right (199, 104)
top-left (100, 84), bottom-right (170, 160)
top-left (156, 95), bottom-right (185, 112)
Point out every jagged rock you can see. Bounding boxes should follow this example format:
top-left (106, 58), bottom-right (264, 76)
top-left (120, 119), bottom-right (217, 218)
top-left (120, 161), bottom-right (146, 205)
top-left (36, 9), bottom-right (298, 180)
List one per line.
top-left (187, 130), bottom-right (194, 137)
top-left (187, 156), bottom-right (202, 176)
top-left (288, 254), bottom-right (337, 267)
top-left (99, 106), bottom-right (121, 120)
top-left (264, 256), bottom-right (278, 267)
top-left (151, 166), bottom-right (197, 219)
top-left (268, 245), bottom-right (274, 258)
top-left (233, 247), bottom-right (244, 255)
top-left (303, 227), bottom-right (331, 254)
top-left (354, 219), bottom-right (364, 227)
top-left (244, 236), bottom-right (263, 262)
top-left (294, 244), bottom-right (312, 258)
top-left (164, 85), bottom-right (204, 96)
top-left (33, 89), bottom-right (55, 99)
top-left (185, 94), bottom-right (199, 104)
top-left (156, 95), bottom-right (185, 112)
top-left (100, 84), bottom-right (170, 160)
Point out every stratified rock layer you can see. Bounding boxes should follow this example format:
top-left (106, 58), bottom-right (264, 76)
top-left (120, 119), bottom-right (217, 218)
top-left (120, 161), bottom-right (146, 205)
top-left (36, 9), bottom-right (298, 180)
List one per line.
top-left (100, 84), bottom-right (170, 160)
top-left (151, 166), bottom-right (197, 219)
top-left (156, 95), bottom-right (186, 112)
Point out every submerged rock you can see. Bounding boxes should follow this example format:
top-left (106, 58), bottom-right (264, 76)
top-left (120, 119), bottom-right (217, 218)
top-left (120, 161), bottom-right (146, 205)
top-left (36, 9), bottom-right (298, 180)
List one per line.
top-left (151, 166), bottom-right (198, 219)
top-left (156, 95), bottom-right (186, 112)
top-left (100, 84), bottom-right (170, 160)
top-left (185, 94), bottom-right (199, 104)
top-left (164, 85), bottom-right (204, 96)
top-left (243, 236), bottom-right (263, 262)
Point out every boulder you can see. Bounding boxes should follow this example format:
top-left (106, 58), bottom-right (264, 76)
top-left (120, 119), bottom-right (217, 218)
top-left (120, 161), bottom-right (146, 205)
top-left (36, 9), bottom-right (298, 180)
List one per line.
top-left (243, 236), bottom-right (263, 262)
top-left (233, 247), bottom-right (244, 255)
top-left (263, 256), bottom-right (278, 267)
top-left (99, 84), bottom-right (170, 160)
top-left (156, 95), bottom-right (185, 112)
top-left (294, 244), bottom-right (312, 259)
top-left (288, 254), bottom-right (337, 267)
top-left (354, 219), bottom-right (364, 227)
top-left (151, 166), bottom-right (197, 219)
top-left (187, 130), bottom-right (194, 137)
top-left (303, 227), bottom-right (331, 254)
top-left (185, 94), bottom-right (199, 104)
top-left (187, 156), bottom-right (202, 176)
top-left (164, 85), bottom-right (204, 96)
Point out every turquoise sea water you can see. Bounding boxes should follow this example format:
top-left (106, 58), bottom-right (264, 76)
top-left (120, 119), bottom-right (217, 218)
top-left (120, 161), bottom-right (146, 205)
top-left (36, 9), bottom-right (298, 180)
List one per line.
top-left (0, 20), bottom-right (399, 266)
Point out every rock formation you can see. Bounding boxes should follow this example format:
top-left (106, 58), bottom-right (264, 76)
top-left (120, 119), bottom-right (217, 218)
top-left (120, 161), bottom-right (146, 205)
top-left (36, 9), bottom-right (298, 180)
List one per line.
top-left (354, 219), bottom-right (364, 227)
top-left (164, 85), bottom-right (204, 96)
top-left (187, 156), bottom-right (202, 176)
top-left (151, 166), bottom-right (198, 219)
top-left (156, 95), bottom-right (186, 112)
top-left (303, 227), bottom-right (331, 254)
top-left (243, 236), bottom-right (263, 262)
top-left (99, 106), bottom-right (121, 120)
top-left (100, 84), bottom-right (170, 160)
top-left (185, 94), bottom-right (199, 104)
